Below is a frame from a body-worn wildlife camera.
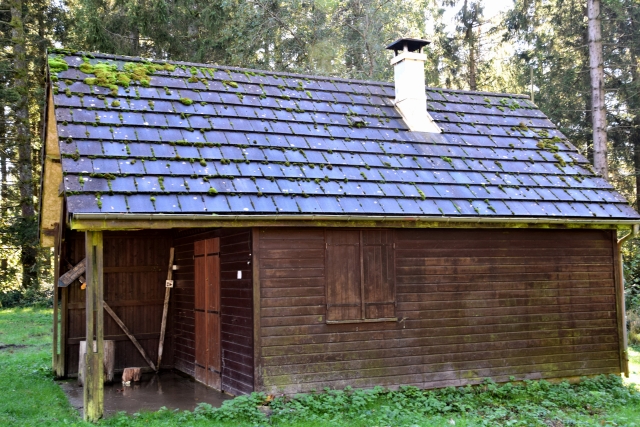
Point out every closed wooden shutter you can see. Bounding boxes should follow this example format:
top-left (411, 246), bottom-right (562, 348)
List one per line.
top-left (362, 230), bottom-right (395, 319)
top-left (325, 230), bottom-right (361, 322)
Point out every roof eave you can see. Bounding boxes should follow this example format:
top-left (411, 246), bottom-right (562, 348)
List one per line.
top-left (69, 212), bottom-right (640, 231)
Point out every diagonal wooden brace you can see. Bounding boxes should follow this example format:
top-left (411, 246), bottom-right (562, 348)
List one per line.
top-left (103, 301), bottom-right (156, 371)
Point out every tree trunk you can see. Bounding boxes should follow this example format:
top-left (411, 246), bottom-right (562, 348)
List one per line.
top-left (468, 27), bottom-right (477, 91)
top-left (587, 0), bottom-right (608, 177)
top-left (0, 96), bottom-right (6, 274)
top-left (462, 0), bottom-right (478, 91)
top-left (581, 23), bottom-right (594, 164)
top-left (0, 101), bottom-right (7, 208)
top-left (10, 0), bottom-right (37, 289)
top-left (628, 3), bottom-right (640, 211)
top-left (633, 117), bottom-right (640, 209)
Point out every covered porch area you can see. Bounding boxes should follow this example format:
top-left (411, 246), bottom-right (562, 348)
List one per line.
top-left (51, 228), bottom-right (255, 421)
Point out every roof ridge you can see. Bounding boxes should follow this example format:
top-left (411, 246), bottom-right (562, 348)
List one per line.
top-left (49, 49), bottom-right (531, 100)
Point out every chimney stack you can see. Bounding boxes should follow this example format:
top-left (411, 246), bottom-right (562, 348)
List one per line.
top-left (386, 38), bottom-right (440, 133)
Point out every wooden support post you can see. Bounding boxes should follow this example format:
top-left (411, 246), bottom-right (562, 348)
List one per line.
top-left (60, 286), bottom-right (68, 376)
top-left (52, 272), bottom-right (59, 371)
top-left (104, 301), bottom-right (157, 371)
top-left (57, 203), bottom-right (68, 377)
top-left (84, 231), bottom-right (104, 422)
top-left (156, 247), bottom-right (175, 370)
top-left (52, 224), bottom-right (60, 373)
top-left (53, 211), bottom-right (65, 376)
top-left (613, 234), bottom-right (629, 377)
top-left (78, 340), bottom-right (115, 385)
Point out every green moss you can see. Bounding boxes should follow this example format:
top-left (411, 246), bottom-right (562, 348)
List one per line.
top-left (208, 187), bottom-right (218, 195)
top-left (179, 97), bottom-right (194, 106)
top-left (48, 56), bottom-right (69, 74)
top-left (80, 60), bottom-right (173, 96)
top-left (536, 137), bottom-right (561, 152)
top-left (441, 156), bottom-right (454, 167)
top-left (553, 153), bottom-right (567, 167)
top-left (223, 80), bottom-right (239, 88)
top-left (78, 62), bottom-right (93, 74)
top-left (111, 100), bottom-right (120, 108)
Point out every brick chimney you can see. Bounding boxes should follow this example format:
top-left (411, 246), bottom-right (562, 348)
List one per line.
top-left (386, 38), bottom-right (440, 133)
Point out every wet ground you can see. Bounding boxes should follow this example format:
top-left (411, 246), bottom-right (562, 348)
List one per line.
top-left (60, 370), bottom-right (232, 417)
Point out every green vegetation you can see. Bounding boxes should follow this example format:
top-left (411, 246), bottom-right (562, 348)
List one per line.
top-left (441, 156), bottom-right (454, 167)
top-left (179, 98), bottom-right (194, 106)
top-left (0, 308), bottom-right (79, 426)
top-left (1, 308), bottom-right (640, 427)
top-left (536, 137), bottom-right (561, 153)
top-left (48, 56), bottom-right (69, 74)
top-left (222, 80), bottom-right (238, 89)
top-left (80, 61), bottom-right (175, 96)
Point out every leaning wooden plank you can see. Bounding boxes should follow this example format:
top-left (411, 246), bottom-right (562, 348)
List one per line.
top-left (59, 258), bottom-right (86, 287)
top-left (103, 301), bottom-right (157, 371)
top-left (156, 247), bottom-right (175, 370)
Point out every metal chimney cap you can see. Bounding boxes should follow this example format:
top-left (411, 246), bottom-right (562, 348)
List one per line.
top-left (386, 38), bottom-right (431, 55)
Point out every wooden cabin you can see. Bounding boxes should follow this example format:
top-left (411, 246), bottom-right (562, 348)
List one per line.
top-left (40, 40), bottom-right (639, 420)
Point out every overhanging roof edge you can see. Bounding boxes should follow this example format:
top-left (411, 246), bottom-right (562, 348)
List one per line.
top-left (69, 212), bottom-right (640, 230)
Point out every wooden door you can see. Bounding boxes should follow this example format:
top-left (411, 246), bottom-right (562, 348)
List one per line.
top-left (194, 238), bottom-right (221, 390)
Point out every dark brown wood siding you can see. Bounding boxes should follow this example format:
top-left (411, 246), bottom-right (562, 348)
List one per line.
top-left (64, 230), bottom-right (173, 375)
top-left (257, 227), bottom-right (620, 394)
top-left (172, 228), bottom-right (254, 395)
top-left (219, 229), bottom-right (254, 395)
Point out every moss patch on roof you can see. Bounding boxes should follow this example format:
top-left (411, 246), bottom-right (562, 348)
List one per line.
top-left (80, 58), bottom-right (176, 95)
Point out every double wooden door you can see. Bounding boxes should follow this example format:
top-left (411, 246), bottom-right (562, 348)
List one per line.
top-left (194, 238), bottom-right (221, 389)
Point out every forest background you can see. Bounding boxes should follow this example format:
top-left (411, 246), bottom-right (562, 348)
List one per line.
top-left (2, 0), bottom-right (640, 336)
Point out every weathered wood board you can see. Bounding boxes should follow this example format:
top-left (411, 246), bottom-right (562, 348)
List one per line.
top-left (62, 230), bottom-right (173, 376)
top-left (172, 228), bottom-right (254, 396)
top-left (256, 227), bottom-right (621, 394)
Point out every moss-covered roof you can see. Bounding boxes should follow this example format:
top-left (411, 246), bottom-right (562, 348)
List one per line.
top-left (47, 50), bottom-right (639, 220)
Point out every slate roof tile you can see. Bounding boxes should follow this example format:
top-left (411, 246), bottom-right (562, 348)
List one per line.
top-left (48, 52), bottom-right (638, 220)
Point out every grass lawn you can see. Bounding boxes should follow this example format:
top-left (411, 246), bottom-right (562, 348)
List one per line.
top-left (628, 346), bottom-right (640, 386)
top-left (1, 307), bottom-right (640, 426)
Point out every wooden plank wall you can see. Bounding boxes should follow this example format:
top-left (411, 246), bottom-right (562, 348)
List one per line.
top-left (257, 227), bottom-right (620, 394)
top-left (172, 228), bottom-right (254, 395)
top-left (64, 230), bottom-right (173, 375)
